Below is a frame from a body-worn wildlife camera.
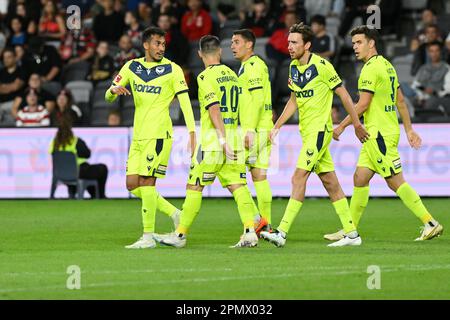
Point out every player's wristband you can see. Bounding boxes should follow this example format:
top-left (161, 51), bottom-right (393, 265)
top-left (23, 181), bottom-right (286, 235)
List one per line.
top-left (219, 137), bottom-right (226, 146)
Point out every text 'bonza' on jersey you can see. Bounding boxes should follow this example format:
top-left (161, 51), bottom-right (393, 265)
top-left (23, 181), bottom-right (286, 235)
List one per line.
top-left (358, 55), bottom-right (400, 138)
top-left (107, 57), bottom-right (189, 140)
top-left (288, 53), bottom-right (342, 137)
top-left (197, 64), bottom-right (243, 152)
top-left (237, 55), bottom-right (273, 131)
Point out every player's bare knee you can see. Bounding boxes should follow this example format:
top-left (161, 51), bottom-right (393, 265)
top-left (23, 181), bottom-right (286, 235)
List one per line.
top-left (353, 172), bottom-right (368, 187)
top-left (126, 176), bottom-right (139, 191)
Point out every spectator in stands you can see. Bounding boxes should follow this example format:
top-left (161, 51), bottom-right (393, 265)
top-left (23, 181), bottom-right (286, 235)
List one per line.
top-left (240, 0), bottom-right (270, 37)
top-left (38, 0), bottom-right (66, 42)
top-left (158, 13), bottom-right (190, 67)
top-left (152, 0), bottom-right (186, 26)
top-left (88, 41), bottom-right (115, 85)
top-left (271, 0), bottom-right (306, 32)
top-left (124, 10), bottom-right (144, 51)
top-left (51, 89), bottom-right (83, 126)
top-left (0, 48), bottom-right (26, 126)
top-left (411, 42), bottom-right (450, 113)
top-left (0, 31), bottom-right (6, 58)
top-left (310, 14), bottom-right (336, 60)
top-left (7, 16), bottom-right (27, 46)
top-left (137, 1), bottom-right (153, 27)
top-left (107, 108), bottom-right (122, 126)
top-left (11, 73), bottom-right (56, 119)
top-left (410, 9), bottom-right (441, 52)
top-left (181, 0), bottom-right (213, 42)
top-left (14, 2), bottom-right (38, 36)
top-left (14, 44), bottom-right (25, 66)
top-left (113, 34), bottom-right (141, 71)
top-left (60, 24), bottom-right (96, 65)
top-left (23, 36), bottom-right (62, 82)
top-left (266, 11), bottom-right (297, 64)
top-left (92, 0), bottom-right (125, 43)
top-left (49, 114), bottom-right (109, 199)
top-left (411, 24), bottom-right (445, 76)
top-left (16, 89), bottom-right (50, 127)
top-left (338, 0), bottom-right (372, 38)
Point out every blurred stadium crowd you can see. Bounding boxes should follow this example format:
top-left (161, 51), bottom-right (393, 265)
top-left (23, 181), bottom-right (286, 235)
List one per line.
top-left (0, 0), bottom-right (449, 128)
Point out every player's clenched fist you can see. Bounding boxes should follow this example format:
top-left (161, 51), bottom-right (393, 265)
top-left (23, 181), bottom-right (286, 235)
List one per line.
top-left (110, 85), bottom-right (131, 96)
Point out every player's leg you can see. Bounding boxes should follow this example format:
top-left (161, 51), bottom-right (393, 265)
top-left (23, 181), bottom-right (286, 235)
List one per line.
top-left (218, 159), bottom-right (258, 248)
top-left (260, 168), bottom-right (310, 247)
top-left (386, 172), bottom-right (443, 241)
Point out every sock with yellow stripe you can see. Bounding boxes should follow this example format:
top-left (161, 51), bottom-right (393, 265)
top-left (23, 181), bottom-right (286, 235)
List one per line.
top-left (156, 192), bottom-right (178, 217)
top-left (333, 198), bottom-right (357, 234)
top-left (278, 198), bottom-right (303, 234)
top-left (130, 187), bottom-right (178, 217)
top-left (140, 186), bottom-right (157, 233)
top-left (232, 186), bottom-right (256, 229)
top-left (396, 183), bottom-right (433, 224)
top-left (176, 189), bottom-right (203, 235)
top-left (350, 186), bottom-right (370, 228)
top-left (254, 179), bottom-right (272, 224)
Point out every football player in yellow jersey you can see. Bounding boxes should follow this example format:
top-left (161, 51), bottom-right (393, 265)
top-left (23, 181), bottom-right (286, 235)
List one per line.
top-left (325, 26), bottom-right (443, 242)
top-left (231, 29), bottom-right (274, 236)
top-left (261, 23), bottom-right (369, 247)
top-left (153, 35), bottom-right (259, 248)
top-left (105, 27), bottom-right (197, 249)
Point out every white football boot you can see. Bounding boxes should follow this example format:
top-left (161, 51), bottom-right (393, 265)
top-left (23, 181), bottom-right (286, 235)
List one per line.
top-left (158, 233), bottom-right (187, 248)
top-left (260, 230), bottom-right (286, 247)
top-left (415, 222), bottom-right (443, 241)
top-left (327, 233), bottom-right (362, 247)
top-left (125, 235), bottom-right (156, 249)
top-left (230, 231), bottom-right (258, 248)
top-left (323, 229), bottom-right (345, 241)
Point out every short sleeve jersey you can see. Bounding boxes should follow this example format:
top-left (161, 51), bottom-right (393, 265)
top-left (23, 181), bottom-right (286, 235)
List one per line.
top-left (113, 57), bottom-right (188, 140)
top-left (288, 53), bottom-right (342, 137)
top-left (238, 55), bottom-right (273, 131)
top-left (358, 55), bottom-right (400, 137)
top-left (197, 64), bottom-right (241, 151)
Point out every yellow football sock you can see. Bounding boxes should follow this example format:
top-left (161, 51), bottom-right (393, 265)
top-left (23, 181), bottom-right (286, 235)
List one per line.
top-left (396, 183), bottom-right (433, 224)
top-left (278, 198), bottom-right (303, 234)
top-left (254, 179), bottom-right (272, 224)
top-left (130, 187), bottom-right (141, 198)
top-left (140, 186), bottom-right (157, 233)
top-left (176, 189), bottom-right (203, 235)
top-left (350, 186), bottom-right (370, 228)
top-left (156, 192), bottom-right (178, 217)
top-left (232, 186), bottom-right (256, 229)
top-left (333, 198), bottom-right (356, 234)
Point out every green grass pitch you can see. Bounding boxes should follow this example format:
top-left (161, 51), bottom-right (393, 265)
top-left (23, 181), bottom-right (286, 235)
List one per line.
top-left (0, 198), bottom-right (449, 300)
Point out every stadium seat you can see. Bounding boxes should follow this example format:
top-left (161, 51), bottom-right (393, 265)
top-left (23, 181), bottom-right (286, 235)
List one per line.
top-left (65, 81), bottom-right (93, 104)
top-left (61, 61), bottom-right (91, 85)
top-left (90, 108), bottom-right (112, 125)
top-left (254, 37), bottom-right (269, 61)
top-left (219, 19), bottom-right (241, 39)
top-left (188, 41), bottom-right (203, 68)
top-left (414, 109), bottom-right (446, 122)
top-left (50, 151), bottom-right (99, 199)
top-left (392, 54), bottom-right (415, 84)
top-left (401, 0), bottom-right (427, 10)
top-left (326, 17), bottom-right (340, 37)
top-left (92, 88), bottom-right (119, 109)
top-left (41, 81), bottom-right (62, 97)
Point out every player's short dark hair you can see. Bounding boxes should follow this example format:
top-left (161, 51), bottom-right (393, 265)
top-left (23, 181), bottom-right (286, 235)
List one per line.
top-left (199, 35), bottom-right (221, 54)
top-left (142, 26), bottom-right (166, 44)
top-left (350, 25), bottom-right (379, 45)
top-left (310, 14), bottom-right (326, 26)
top-left (289, 22), bottom-right (314, 44)
top-left (427, 41), bottom-right (442, 50)
top-left (233, 29), bottom-right (256, 49)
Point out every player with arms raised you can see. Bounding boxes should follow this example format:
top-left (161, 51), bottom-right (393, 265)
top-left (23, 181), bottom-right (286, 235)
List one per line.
top-left (324, 26), bottom-right (443, 242)
top-left (261, 23), bottom-right (369, 247)
top-left (105, 27), bottom-right (196, 249)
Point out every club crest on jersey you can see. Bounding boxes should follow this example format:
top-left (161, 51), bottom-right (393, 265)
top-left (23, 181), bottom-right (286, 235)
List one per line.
top-left (155, 66), bottom-right (165, 75)
top-left (305, 70), bottom-right (312, 80)
top-left (292, 69), bottom-right (299, 82)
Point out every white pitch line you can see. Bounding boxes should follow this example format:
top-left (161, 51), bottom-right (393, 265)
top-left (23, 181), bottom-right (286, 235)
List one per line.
top-left (1, 264), bottom-right (449, 294)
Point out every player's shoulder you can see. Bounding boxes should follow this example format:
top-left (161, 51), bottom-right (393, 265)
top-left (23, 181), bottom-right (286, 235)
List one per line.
top-left (312, 54), bottom-right (334, 71)
top-left (247, 55), bottom-right (268, 69)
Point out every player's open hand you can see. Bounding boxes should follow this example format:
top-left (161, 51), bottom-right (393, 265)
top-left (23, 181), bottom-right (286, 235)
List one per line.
top-left (110, 85), bottom-right (131, 96)
top-left (223, 143), bottom-right (238, 161)
top-left (407, 129), bottom-right (422, 149)
top-left (244, 131), bottom-right (255, 149)
top-left (269, 128), bottom-right (279, 145)
top-left (354, 123), bottom-right (369, 143)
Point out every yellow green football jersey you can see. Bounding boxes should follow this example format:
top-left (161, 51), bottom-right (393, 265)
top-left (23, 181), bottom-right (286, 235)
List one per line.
top-left (109, 57), bottom-right (189, 140)
top-left (358, 55), bottom-right (400, 137)
top-left (197, 64), bottom-right (242, 151)
top-left (237, 55), bottom-right (273, 131)
top-left (288, 53), bottom-right (342, 137)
